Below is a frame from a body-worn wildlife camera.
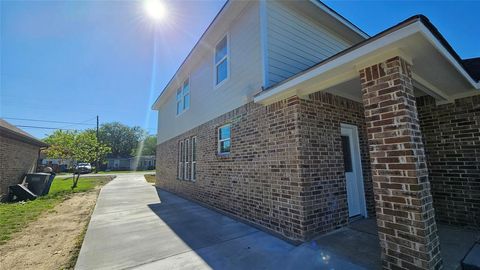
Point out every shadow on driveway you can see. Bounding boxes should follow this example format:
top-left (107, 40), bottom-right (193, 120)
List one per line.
top-left (143, 188), bottom-right (368, 269)
top-left (75, 174), bottom-right (373, 270)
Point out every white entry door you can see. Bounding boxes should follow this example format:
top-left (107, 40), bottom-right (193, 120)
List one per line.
top-left (341, 124), bottom-right (367, 218)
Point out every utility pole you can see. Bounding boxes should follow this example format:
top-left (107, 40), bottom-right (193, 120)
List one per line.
top-left (96, 115), bottom-right (99, 173)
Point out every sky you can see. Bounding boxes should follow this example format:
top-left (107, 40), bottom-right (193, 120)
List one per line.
top-left (1, 0), bottom-right (479, 139)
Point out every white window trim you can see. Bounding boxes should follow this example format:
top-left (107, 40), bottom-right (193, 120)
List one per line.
top-left (213, 34), bottom-right (230, 89)
top-left (184, 138), bottom-right (189, 180)
top-left (176, 78), bottom-right (190, 116)
top-left (217, 124), bottom-right (231, 155)
top-left (182, 78), bottom-right (190, 111)
top-left (178, 140), bottom-right (183, 179)
top-left (191, 136), bottom-right (196, 181)
top-left (176, 88), bottom-right (183, 116)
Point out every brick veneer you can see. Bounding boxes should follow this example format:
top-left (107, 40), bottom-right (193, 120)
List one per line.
top-left (359, 56), bottom-right (442, 269)
top-left (298, 92), bottom-right (374, 238)
top-left (0, 135), bottom-right (40, 201)
top-left (157, 97), bottom-right (306, 241)
top-left (156, 93), bottom-right (374, 242)
top-left (417, 94), bottom-right (480, 228)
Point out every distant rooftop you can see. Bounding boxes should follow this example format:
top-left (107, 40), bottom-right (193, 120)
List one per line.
top-left (0, 118), bottom-right (49, 147)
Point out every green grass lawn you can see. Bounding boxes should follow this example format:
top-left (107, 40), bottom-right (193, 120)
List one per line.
top-left (0, 176), bottom-right (111, 245)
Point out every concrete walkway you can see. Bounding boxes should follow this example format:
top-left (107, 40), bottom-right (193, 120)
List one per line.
top-left (75, 174), bottom-right (370, 270)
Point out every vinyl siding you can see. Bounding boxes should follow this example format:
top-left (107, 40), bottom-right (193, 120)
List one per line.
top-left (157, 2), bottom-right (262, 144)
top-left (266, 1), bottom-right (352, 86)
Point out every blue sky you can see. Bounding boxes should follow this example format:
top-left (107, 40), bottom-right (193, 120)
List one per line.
top-left (1, 0), bottom-right (479, 139)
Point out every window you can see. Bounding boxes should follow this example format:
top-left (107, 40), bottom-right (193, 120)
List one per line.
top-left (178, 140), bottom-right (184, 179)
top-left (218, 124), bottom-right (231, 154)
top-left (191, 137), bottom-right (197, 181)
top-left (341, 136), bottom-right (353, 172)
top-left (215, 36), bottom-right (229, 85)
top-left (184, 138), bottom-right (190, 180)
top-left (177, 137), bottom-right (197, 181)
top-left (183, 79), bottom-right (190, 111)
top-left (176, 79), bottom-right (190, 115)
top-left (176, 88), bottom-right (183, 115)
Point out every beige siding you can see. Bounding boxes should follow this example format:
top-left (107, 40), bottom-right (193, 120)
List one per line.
top-left (157, 2), bottom-right (262, 144)
top-left (266, 1), bottom-right (352, 86)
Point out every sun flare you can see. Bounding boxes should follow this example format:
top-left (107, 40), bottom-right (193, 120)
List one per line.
top-left (144, 0), bottom-right (167, 21)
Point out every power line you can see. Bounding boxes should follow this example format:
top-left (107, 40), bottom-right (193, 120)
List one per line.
top-left (56, 116), bottom-right (97, 129)
top-left (3, 117), bottom-right (96, 126)
top-left (15, 125), bottom-right (76, 130)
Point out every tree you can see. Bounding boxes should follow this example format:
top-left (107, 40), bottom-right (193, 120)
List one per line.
top-left (141, 135), bottom-right (157, 156)
top-left (43, 130), bottom-right (76, 167)
top-left (98, 122), bottom-right (145, 157)
top-left (43, 129), bottom-right (111, 188)
top-left (74, 130), bottom-right (111, 164)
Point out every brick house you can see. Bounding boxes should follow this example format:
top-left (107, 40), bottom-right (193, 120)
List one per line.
top-left (153, 1), bottom-right (479, 269)
top-left (0, 119), bottom-right (48, 201)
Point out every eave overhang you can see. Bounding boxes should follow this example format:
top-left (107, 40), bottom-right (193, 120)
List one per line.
top-left (254, 15), bottom-right (480, 105)
top-left (151, 0), bottom-right (373, 111)
top-left (0, 126), bottom-right (49, 148)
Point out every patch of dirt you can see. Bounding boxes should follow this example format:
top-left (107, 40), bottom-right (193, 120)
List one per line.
top-left (0, 190), bottom-right (100, 270)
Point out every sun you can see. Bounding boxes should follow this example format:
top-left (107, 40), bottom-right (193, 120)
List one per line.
top-left (144, 0), bottom-right (167, 21)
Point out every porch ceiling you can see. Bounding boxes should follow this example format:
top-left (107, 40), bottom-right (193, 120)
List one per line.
top-left (323, 77), bottom-right (439, 103)
top-left (254, 16), bottom-right (480, 105)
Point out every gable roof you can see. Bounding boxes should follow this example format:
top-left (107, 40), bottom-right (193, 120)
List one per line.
top-left (0, 119), bottom-right (49, 147)
top-left (254, 15), bottom-right (480, 104)
top-left (151, 0), bottom-right (370, 110)
top-left (310, 0), bottom-right (369, 39)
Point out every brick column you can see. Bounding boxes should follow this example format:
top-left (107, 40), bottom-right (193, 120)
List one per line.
top-left (359, 56), bottom-right (442, 270)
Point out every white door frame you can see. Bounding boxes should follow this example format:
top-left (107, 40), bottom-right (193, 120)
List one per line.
top-left (341, 123), bottom-right (368, 218)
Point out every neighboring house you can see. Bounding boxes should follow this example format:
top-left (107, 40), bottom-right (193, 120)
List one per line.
top-left (106, 156), bottom-right (156, 171)
top-left (40, 156), bottom-right (72, 172)
top-left (0, 119), bottom-right (49, 201)
top-left (153, 1), bottom-right (480, 269)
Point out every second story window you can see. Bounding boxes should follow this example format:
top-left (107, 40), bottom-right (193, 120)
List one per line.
top-left (183, 79), bottom-right (190, 110)
top-left (176, 79), bottom-right (190, 115)
top-left (215, 36), bottom-right (229, 85)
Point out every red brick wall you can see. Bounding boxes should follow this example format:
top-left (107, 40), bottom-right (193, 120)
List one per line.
top-left (157, 97), bottom-right (306, 240)
top-left (0, 135), bottom-right (40, 201)
top-left (156, 93), bottom-right (374, 241)
top-left (417, 94), bottom-right (480, 228)
top-left (298, 92), bottom-right (374, 238)
top-left (359, 56), bottom-right (442, 269)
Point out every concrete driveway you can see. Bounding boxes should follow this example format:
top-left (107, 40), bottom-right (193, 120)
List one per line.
top-left (75, 174), bottom-right (371, 270)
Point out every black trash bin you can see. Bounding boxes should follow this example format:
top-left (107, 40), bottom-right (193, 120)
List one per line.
top-left (8, 184), bottom-right (37, 202)
top-left (25, 173), bottom-right (51, 196)
top-left (41, 173), bottom-right (56, 196)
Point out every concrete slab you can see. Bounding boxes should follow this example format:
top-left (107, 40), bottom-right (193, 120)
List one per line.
top-left (76, 174), bottom-right (480, 270)
top-left (314, 226), bottom-right (382, 270)
top-left (439, 225), bottom-right (480, 270)
top-left (325, 218), bottom-right (480, 270)
top-left (75, 174), bottom-right (370, 270)
top-left (463, 243), bottom-right (480, 270)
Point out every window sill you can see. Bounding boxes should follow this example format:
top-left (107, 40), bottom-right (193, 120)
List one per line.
top-left (177, 178), bottom-right (196, 183)
top-left (214, 78), bottom-right (229, 90)
top-left (216, 153), bottom-right (231, 159)
top-left (176, 108), bottom-right (189, 118)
